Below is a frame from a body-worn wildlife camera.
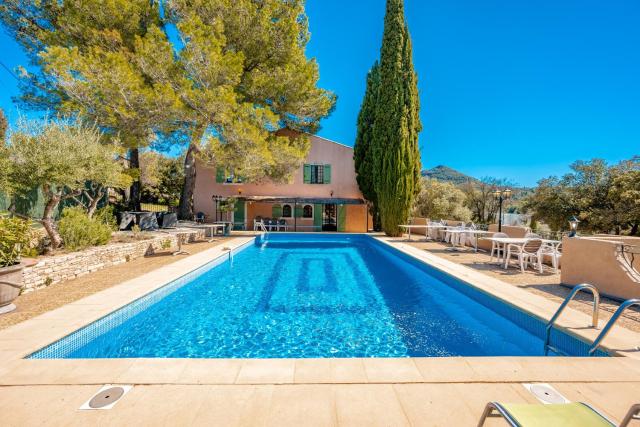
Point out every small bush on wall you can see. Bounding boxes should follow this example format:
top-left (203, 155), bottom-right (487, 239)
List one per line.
top-left (58, 206), bottom-right (113, 251)
top-left (0, 217), bottom-right (33, 267)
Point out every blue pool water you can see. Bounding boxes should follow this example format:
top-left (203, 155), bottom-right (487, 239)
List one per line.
top-left (30, 234), bottom-right (602, 359)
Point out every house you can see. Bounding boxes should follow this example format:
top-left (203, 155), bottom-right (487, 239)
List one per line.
top-left (193, 132), bottom-right (369, 232)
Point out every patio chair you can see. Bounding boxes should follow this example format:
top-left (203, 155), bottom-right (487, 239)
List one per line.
top-left (194, 212), bottom-right (206, 224)
top-left (265, 218), bottom-right (275, 231)
top-left (444, 225), bottom-right (462, 245)
top-left (253, 216), bottom-right (263, 231)
top-left (477, 401), bottom-right (640, 426)
top-left (489, 232), bottom-right (509, 262)
top-left (505, 238), bottom-right (544, 273)
top-left (541, 241), bottom-right (562, 273)
top-left (525, 232), bottom-right (542, 239)
top-left (278, 219), bottom-right (288, 231)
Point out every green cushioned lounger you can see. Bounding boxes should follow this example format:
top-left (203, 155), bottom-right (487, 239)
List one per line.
top-left (477, 401), bottom-right (640, 427)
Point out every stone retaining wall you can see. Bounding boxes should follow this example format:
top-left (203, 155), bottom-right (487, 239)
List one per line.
top-left (22, 230), bottom-right (205, 292)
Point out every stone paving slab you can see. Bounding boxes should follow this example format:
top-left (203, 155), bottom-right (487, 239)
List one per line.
top-left (0, 382), bottom-right (638, 426)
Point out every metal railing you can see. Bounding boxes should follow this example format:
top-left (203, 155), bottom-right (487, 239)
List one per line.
top-left (588, 299), bottom-right (640, 355)
top-left (544, 283), bottom-right (600, 355)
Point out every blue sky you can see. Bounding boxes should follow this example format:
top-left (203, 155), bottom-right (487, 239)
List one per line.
top-left (1, 0), bottom-right (639, 186)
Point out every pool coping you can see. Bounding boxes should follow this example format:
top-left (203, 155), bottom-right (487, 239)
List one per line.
top-left (0, 233), bottom-right (638, 388)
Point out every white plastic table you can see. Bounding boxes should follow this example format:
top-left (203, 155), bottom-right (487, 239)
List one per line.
top-left (399, 225), bottom-right (430, 241)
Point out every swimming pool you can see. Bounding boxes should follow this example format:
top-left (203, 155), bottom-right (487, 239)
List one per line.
top-left (29, 234), bottom-right (604, 359)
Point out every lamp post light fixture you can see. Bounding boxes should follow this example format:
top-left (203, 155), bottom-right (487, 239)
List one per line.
top-left (493, 188), bottom-right (512, 232)
top-left (568, 216), bottom-right (580, 237)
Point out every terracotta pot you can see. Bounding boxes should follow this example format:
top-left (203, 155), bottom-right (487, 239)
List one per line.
top-left (0, 261), bottom-right (25, 315)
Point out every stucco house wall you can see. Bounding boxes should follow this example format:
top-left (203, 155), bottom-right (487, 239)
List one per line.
top-left (193, 134), bottom-right (368, 232)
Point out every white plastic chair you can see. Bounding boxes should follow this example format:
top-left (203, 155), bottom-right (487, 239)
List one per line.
top-left (505, 238), bottom-right (544, 273)
top-left (489, 232), bottom-right (508, 262)
top-left (541, 241), bottom-right (562, 273)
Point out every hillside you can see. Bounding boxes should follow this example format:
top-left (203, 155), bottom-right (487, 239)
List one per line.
top-left (421, 165), bottom-right (478, 185)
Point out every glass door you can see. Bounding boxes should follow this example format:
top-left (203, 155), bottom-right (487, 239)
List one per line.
top-left (322, 204), bottom-right (337, 231)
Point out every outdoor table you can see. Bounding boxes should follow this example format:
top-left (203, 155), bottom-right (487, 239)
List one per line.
top-left (183, 223), bottom-right (226, 242)
top-left (482, 237), bottom-right (561, 267)
top-left (399, 225), bottom-right (430, 241)
top-left (213, 221), bottom-right (234, 235)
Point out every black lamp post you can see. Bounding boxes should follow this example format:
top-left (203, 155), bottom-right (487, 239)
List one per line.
top-left (493, 188), bottom-right (512, 232)
top-left (568, 216), bottom-right (580, 237)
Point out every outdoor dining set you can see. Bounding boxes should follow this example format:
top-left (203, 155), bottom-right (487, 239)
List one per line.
top-left (400, 220), bottom-right (563, 274)
top-left (253, 217), bottom-right (289, 231)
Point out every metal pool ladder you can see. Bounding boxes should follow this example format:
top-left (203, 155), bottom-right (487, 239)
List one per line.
top-left (588, 298), bottom-right (640, 355)
top-left (544, 284), bottom-right (600, 356)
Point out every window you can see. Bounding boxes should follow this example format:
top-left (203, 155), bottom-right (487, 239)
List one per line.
top-left (303, 204), bottom-right (313, 218)
top-left (310, 165), bottom-right (324, 184)
top-left (303, 164), bottom-right (331, 184)
top-left (282, 204), bottom-right (292, 218)
top-left (224, 171), bottom-right (243, 184)
top-left (216, 167), bottom-right (243, 184)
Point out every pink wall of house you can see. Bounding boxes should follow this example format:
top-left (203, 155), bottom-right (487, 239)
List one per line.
top-left (193, 134), bottom-right (365, 219)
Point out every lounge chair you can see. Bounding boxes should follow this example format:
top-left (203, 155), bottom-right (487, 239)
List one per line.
top-left (478, 401), bottom-right (639, 427)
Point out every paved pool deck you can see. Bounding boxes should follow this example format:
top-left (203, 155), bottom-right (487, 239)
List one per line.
top-left (0, 233), bottom-right (639, 426)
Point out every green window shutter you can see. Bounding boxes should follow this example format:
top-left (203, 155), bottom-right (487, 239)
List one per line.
top-left (215, 167), bottom-right (225, 183)
top-left (294, 205), bottom-right (304, 218)
top-left (234, 200), bottom-right (245, 230)
top-left (303, 164), bottom-right (311, 184)
top-left (324, 164), bottom-right (331, 184)
top-left (314, 204), bottom-right (323, 230)
top-left (272, 204), bottom-right (282, 218)
top-left (337, 205), bottom-right (346, 232)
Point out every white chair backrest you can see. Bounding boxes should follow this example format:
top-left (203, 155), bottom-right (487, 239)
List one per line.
top-left (493, 232), bottom-right (508, 239)
top-left (525, 232), bottom-right (541, 239)
top-left (524, 238), bottom-right (543, 253)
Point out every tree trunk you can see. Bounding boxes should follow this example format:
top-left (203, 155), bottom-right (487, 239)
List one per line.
top-left (179, 143), bottom-right (198, 220)
top-left (179, 126), bottom-right (207, 221)
top-left (42, 188), bottom-right (63, 249)
top-left (630, 223), bottom-right (638, 236)
top-left (85, 186), bottom-right (104, 219)
top-left (129, 148), bottom-right (141, 211)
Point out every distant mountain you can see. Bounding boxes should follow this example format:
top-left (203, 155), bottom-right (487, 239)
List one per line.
top-left (421, 165), bottom-right (479, 185)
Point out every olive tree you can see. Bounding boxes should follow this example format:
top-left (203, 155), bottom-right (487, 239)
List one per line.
top-left (8, 118), bottom-right (131, 248)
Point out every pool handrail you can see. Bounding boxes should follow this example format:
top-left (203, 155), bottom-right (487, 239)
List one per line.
top-left (544, 283), bottom-right (600, 356)
top-left (588, 298), bottom-right (640, 356)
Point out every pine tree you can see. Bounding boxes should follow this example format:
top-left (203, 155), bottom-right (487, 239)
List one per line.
top-left (372, 0), bottom-right (422, 236)
top-left (354, 61), bottom-right (381, 230)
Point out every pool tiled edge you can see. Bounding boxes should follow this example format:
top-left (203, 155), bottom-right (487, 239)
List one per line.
top-left (374, 235), bottom-right (640, 359)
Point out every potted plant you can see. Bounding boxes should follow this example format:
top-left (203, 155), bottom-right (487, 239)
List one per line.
top-left (0, 216), bottom-right (33, 314)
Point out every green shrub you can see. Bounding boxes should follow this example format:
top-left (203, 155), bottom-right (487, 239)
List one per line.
top-left (58, 206), bottom-right (113, 251)
top-left (0, 217), bottom-right (33, 267)
top-left (94, 205), bottom-right (117, 231)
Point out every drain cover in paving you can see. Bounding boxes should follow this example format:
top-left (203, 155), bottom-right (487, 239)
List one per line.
top-left (80, 385), bottom-right (133, 410)
top-left (523, 383), bottom-right (569, 404)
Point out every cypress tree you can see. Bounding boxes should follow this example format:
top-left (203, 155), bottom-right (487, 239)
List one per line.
top-left (372, 0), bottom-right (422, 236)
top-left (354, 61), bottom-right (381, 230)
